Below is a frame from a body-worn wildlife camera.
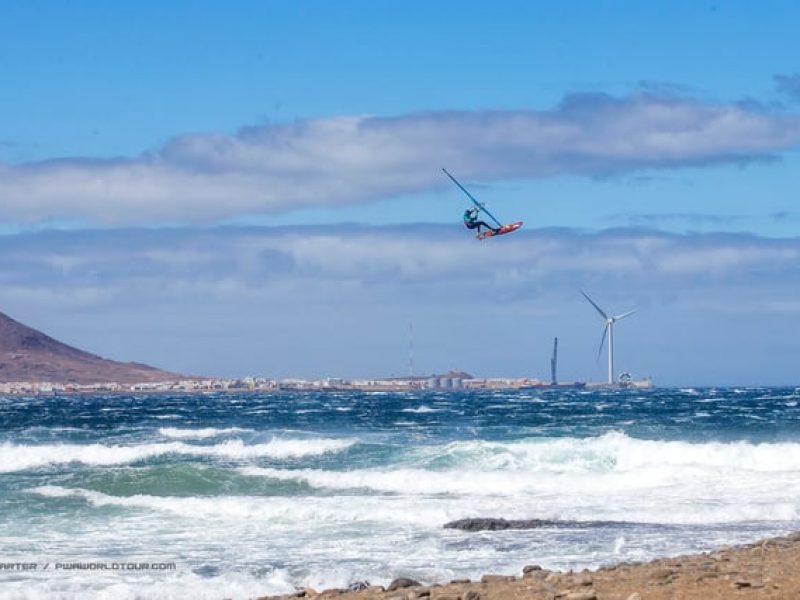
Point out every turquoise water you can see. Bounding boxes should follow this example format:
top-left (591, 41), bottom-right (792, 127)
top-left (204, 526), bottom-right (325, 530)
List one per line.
top-left (1, 388), bottom-right (799, 599)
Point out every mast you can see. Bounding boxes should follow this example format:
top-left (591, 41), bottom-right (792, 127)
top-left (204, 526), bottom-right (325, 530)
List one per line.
top-left (441, 168), bottom-right (504, 228)
top-left (550, 337), bottom-right (558, 385)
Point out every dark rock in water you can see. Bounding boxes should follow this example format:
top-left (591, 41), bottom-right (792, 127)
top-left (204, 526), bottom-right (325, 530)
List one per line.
top-left (387, 578), bottom-right (421, 591)
top-left (193, 564), bottom-right (222, 578)
top-left (443, 517), bottom-right (632, 532)
top-left (347, 581), bottom-right (370, 592)
top-left (443, 518), bottom-right (563, 531)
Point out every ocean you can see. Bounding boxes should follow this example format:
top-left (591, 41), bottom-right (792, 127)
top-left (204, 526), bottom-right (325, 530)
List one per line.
top-left (1, 387), bottom-right (799, 599)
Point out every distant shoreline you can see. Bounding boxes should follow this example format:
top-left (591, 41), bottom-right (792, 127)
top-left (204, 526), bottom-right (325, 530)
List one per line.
top-left (0, 376), bottom-right (653, 396)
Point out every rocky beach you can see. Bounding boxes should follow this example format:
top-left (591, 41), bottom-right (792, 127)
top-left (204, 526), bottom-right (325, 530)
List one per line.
top-left (260, 532), bottom-right (800, 600)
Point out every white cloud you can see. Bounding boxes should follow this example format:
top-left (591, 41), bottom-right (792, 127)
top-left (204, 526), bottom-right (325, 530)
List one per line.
top-left (2, 226), bottom-right (798, 303)
top-left (2, 225), bottom-right (799, 384)
top-left (3, 93), bottom-right (800, 225)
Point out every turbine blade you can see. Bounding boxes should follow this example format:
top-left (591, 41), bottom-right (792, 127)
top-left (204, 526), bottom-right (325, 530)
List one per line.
top-left (581, 290), bottom-right (608, 320)
top-left (614, 309), bottom-right (637, 321)
top-left (596, 324), bottom-right (608, 363)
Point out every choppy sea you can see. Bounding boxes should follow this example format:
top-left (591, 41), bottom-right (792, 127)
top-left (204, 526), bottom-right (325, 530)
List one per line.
top-left (1, 388), bottom-right (800, 599)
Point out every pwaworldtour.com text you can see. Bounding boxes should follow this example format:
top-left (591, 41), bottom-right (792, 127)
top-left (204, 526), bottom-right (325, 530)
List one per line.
top-left (0, 561), bottom-right (177, 571)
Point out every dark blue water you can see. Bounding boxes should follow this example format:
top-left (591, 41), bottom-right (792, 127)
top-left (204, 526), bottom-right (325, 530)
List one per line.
top-left (4, 387), bottom-right (800, 442)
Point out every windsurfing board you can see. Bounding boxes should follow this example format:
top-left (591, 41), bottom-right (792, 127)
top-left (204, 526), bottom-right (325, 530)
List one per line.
top-left (476, 221), bottom-right (523, 240)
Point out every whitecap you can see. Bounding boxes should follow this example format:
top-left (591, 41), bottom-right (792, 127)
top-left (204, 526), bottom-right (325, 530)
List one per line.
top-left (158, 427), bottom-right (251, 440)
top-left (401, 406), bottom-right (440, 414)
top-left (0, 437), bottom-right (357, 472)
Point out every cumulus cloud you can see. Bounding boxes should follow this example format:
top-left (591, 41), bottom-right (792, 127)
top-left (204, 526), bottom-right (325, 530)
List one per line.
top-left (3, 93), bottom-right (800, 225)
top-left (2, 224), bottom-right (799, 384)
top-left (1, 225), bottom-right (798, 308)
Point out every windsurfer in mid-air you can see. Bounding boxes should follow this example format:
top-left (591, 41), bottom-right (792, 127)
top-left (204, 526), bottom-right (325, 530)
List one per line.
top-left (463, 208), bottom-right (499, 236)
top-left (443, 168), bottom-right (523, 240)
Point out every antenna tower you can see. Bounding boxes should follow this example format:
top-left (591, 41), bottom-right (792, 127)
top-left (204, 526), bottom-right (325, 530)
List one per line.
top-left (409, 321), bottom-right (414, 379)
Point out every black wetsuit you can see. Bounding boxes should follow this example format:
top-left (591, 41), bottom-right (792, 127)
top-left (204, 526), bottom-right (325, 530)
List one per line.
top-left (463, 211), bottom-right (493, 233)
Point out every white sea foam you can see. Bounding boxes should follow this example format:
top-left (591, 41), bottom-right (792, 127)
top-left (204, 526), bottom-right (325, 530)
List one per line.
top-left (158, 427), bottom-right (251, 439)
top-left (21, 451), bottom-right (800, 600)
top-left (401, 405), bottom-right (439, 413)
top-left (0, 569), bottom-right (295, 600)
top-left (235, 464), bottom-right (800, 524)
top-left (233, 431), bottom-right (800, 525)
top-left (29, 485), bottom-right (457, 526)
top-left (407, 431), bottom-right (800, 473)
top-left (0, 437), bottom-right (356, 472)
top-left (239, 465), bottom-right (535, 496)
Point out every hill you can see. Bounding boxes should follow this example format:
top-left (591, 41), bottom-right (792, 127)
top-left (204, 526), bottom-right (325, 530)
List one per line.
top-left (0, 312), bottom-right (184, 384)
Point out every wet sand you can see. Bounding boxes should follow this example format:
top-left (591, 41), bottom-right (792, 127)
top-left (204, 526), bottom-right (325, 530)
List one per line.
top-left (258, 532), bottom-right (800, 600)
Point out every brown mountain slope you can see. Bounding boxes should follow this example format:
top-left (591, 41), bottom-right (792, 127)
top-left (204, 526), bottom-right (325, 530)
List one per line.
top-left (0, 312), bottom-right (185, 384)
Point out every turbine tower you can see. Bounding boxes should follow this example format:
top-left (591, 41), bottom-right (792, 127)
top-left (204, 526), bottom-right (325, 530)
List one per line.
top-left (580, 291), bottom-right (636, 385)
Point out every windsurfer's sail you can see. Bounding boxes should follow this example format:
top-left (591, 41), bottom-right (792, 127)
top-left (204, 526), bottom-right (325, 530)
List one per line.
top-left (442, 168), bottom-right (503, 229)
top-left (442, 168), bottom-right (524, 240)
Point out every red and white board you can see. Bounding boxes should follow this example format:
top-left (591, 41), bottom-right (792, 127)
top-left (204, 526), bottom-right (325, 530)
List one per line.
top-left (476, 221), bottom-right (523, 240)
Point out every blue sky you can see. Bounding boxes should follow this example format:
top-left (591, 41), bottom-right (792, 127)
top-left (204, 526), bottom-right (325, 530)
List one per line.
top-left (0, 1), bottom-right (799, 384)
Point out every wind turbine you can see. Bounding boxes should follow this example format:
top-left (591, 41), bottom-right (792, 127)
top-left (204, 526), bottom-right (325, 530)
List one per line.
top-left (581, 291), bottom-right (636, 385)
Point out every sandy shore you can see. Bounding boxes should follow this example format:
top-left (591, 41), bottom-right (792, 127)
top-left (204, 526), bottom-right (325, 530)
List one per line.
top-left (258, 532), bottom-right (800, 600)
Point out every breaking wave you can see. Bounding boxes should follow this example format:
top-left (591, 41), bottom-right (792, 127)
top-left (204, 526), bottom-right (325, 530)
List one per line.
top-left (0, 437), bottom-right (357, 472)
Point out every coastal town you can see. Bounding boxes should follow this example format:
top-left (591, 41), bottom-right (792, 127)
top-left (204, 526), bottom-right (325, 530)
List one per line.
top-left (0, 373), bottom-right (653, 395)
top-left (0, 309), bottom-right (653, 395)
